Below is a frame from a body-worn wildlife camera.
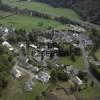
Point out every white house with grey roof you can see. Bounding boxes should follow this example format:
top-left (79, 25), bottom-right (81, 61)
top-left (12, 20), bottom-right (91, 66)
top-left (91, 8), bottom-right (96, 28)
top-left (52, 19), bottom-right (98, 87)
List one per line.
top-left (36, 71), bottom-right (50, 82)
top-left (11, 68), bottom-right (21, 79)
top-left (2, 41), bottom-right (14, 51)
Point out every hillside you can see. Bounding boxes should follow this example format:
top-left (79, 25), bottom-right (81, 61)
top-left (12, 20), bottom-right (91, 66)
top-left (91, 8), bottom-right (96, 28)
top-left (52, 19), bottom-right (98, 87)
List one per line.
top-left (36, 0), bottom-right (100, 25)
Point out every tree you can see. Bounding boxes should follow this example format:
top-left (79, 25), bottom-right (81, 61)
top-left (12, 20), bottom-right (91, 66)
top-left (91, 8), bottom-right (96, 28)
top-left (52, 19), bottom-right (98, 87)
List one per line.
top-left (35, 96), bottom-right (41, 100)
top-left (57, 71), bottom-right (69, 81)
top-left (50, 69), bottom-right (57, 81)
top-left (70, 52), bottom-right (76, 62)
top-left (21, 47), bottom-right (26, 56)
top-left (50, 51), bottom-right (54, 59)
top-left (0, 0), bottom-right (2, 5)
top-left (38, 22), bottom-right (43, 26)
top-left (28, 32), bottom-right (37, 42)
top-left (42, 91), bottom-right (47, 96)
top-left (91, 81), bottom-right (94, 87)
top-left (78, 71), bottom-right (88, 81)
top-left (41, 52), bottom-right (44, 61)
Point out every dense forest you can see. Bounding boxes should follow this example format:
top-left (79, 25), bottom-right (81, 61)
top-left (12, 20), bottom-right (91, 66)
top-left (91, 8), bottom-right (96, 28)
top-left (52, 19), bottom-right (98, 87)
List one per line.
top-left (36, 0), bottom-right (100, 25)
top-left (0, 44), bottom-right (14, 96)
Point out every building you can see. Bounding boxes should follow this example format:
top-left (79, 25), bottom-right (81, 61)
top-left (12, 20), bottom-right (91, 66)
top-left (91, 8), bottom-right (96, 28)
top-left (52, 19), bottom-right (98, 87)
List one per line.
top-left (24, 80), bottom-right (34, 92)
top-left (11, 68), bottom-right (21, 79)
top-left (4, 28), bottom-right (9, 33)
top-left (73, 76), bottom-right (83, 86)
top-left (64, 65), bottom-right (73, 74)
top-left (30, 66), bottom-right (39, 73)
top-left (36, 71), bottom-right (50, 82)
top-left (20, 43), bottom-right (26, 48)
top-left (84, 39), bottom-right (93, 46)
top-left (69, 24), bottom-right (86, 33)
top-left (29, 44), bottom-right (37, 49)
top-left (2, 41), bottom-right (14, 51)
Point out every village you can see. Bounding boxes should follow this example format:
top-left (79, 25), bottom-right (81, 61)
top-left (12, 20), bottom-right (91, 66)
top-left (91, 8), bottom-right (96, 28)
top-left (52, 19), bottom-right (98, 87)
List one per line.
top-left (1, 23), bottom-right (99, 100)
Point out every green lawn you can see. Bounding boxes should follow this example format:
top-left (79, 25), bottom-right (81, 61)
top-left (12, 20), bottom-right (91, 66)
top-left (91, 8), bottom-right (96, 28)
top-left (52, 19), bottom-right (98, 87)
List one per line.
top-left (75, 81), bottom-right (100, 100)
top-left (3, 0), bottom-right (80, 20)
top-left (0, 76), bottom-right (48, 100)
top-left (95, 49), bottom-right (100, 61)
top-left (58, 56), bottom-right (84, 70)
top-left (0, 10), bottom-right (11, 18)
top-left (0, 14), bottom-right (65, 31)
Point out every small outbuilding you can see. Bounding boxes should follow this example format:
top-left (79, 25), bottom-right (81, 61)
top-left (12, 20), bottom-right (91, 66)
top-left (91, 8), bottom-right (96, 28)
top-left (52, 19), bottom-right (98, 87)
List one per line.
top-left (11, 68), bottom-right (21, 79)
top-left (24, 80), bottom-right (34, 92)
top-left (36, 71), bottom-right (50, 82)
top-left (73, 76), bottom-right (83, 86)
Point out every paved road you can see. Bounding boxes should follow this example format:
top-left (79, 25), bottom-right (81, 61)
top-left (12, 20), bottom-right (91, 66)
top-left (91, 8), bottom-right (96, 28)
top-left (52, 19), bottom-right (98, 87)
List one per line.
top-left (78, 35), bottom-right (100, 87)
top-left (15, 63), bottom-right (35, 80)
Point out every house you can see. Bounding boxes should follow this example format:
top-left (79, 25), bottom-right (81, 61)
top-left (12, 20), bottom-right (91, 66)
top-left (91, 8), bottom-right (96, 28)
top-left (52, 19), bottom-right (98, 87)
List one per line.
top-left (72, 43), bottom-right (80, 48)
top-left (20, 43), bottom-right (26, 48)
top-left (17, 57), bottom-right (31, 69)
top-left (69, 24), bottom-right (86, 33)
top-left (92, 61), bottom-right (100, 67)
top-left (30, 66), bottom-right (39, 73)
top-left (53, 47), bottom-right (58, 51)
top-left (84, 39), bottom-right (93, 46)
top-left (55, 64), bottom-right (60, 67)
top-left (24, 80), bottom-right (34, 92)
top-left (20, 62), bottom-right (32, 69)
top-left (2, 41), bottom-right (14, 51)
top-left (4, 28), bottom-right (9, 34)
top-left (29, 44), bottom-right (37, 49)
top-left (64, 65), bottom-right (73, 74)
top-left (36, 71), bottom-right (50, 82)
top-left (38, 36), bottom-right (52, 44)
top-left (11, 68), bottom-right (21, 79)
top-left (2, 41), bottom-right (11, 47)
top-left (73, 76), bottom-right (83, 86)
top-left (63, 35), bottom-right (73, 43)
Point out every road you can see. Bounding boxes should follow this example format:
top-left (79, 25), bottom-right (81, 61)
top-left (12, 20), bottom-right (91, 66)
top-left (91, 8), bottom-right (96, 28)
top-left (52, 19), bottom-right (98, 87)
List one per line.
top-left (14, 63), bottom-right (35, 80)
top-left (78, 34), bottom-right (100, 87)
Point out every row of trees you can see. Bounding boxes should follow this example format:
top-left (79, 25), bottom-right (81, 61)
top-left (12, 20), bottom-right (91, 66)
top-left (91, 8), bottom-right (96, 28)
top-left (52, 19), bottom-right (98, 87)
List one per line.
top-left (0, 0), bottom-right (2, 5)
top-left (90, 28), bottom-right (100, 52)
top-left (0, 44), bottom-right (14, 96)
top-left (37, 0), bottom-right (100, 25)
top-left (0, 4), bottom-right (51, 19)
top-left (50, 68), bottom-right (69, 82)
top-left (90, 63), bottom-right (100, 81)
top-left (0, 3), bottom-right (82, 27)
top-left (7, 29), bottom-right (27, 44)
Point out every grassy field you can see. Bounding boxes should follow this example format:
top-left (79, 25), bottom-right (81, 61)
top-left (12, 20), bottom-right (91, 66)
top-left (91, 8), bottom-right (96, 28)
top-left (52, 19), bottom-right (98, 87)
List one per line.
top-left (3, 0), bottom-right (80, 20)
top-left (95, 49), bottom-right (100, 61)
top-left (0, 10), bottom-right (11, 18)
top-left (0, 75), bottom-right (48, 100)
top-left (58, 56), bottom-right (84, 70)
top-left (75, 80), bottom-right (100, 100)
top-left (0, 14), bottom-right (65, 31)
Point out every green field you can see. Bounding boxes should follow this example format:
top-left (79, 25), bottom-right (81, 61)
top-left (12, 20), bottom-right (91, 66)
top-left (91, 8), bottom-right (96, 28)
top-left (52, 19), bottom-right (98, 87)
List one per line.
top-left (0, 75), bottom-right (47, 100)
top-left (3, 0), bottom-right (80, 20)
top-left (75, 81), bottom-right (100, 100)
top-left (0, 14), bottom-right (65, 31)
top-left (95, 49), bottom-right (100, 61)
top-left (58, 56), bottom-right (84, 70)
top-left (0, 10), bottom-right (11, 18)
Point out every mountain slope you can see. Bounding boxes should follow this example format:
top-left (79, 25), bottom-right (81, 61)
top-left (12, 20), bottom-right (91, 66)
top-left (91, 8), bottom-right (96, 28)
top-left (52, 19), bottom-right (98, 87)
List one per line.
top-left (36, 0), bottom-right (100, 25)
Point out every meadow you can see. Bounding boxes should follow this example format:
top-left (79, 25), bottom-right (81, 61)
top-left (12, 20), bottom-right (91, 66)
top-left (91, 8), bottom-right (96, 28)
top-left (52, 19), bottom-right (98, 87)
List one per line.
top-left (0, 10), bottom-right (11, 18)
top-left (58, 56), bottom-right (84, 70)
top-left (0, 14), bottom-right (65, 31)
top-left (3, 0), bottom-right (80, 20)
top-left (0, 75), bottom-right (47, 100)
top-left (75, 80), bottom-right (100, 100)
top-left (95, 49), bottom-right (100, 61)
